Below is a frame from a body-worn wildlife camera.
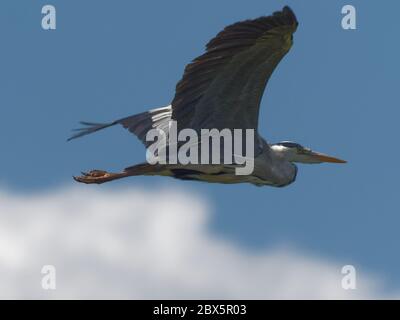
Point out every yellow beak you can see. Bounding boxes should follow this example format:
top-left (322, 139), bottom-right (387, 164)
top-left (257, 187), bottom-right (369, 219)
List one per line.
top-left (313, 152), bottom-right (347, 164)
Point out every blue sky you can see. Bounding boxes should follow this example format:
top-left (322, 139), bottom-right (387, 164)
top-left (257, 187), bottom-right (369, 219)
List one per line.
top-left (1, 0), bottom-right (399, 294)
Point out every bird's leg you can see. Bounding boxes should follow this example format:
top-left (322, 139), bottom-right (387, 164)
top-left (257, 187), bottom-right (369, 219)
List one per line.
top-left (73, 170), bottom-right (128, 184)
top-left (73, 163), bottom-right (165, 184)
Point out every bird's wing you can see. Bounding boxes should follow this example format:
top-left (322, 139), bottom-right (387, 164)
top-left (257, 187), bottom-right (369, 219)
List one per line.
top-left (171, 6), bottom-right (298, 135)
top-left (68, 106), bottom-right (172, 147)
top-left (69, 6), bottom-right (297, 153)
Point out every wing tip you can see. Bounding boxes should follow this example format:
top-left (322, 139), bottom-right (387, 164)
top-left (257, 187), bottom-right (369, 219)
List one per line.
top-left (279, 6), bottom-right (298, 28)
top-left (67, 121), bottom-right (116, 142)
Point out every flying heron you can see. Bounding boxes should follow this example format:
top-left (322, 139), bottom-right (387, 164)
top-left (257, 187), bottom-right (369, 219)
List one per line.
top-left (69, 6), bottom-right (346, 187)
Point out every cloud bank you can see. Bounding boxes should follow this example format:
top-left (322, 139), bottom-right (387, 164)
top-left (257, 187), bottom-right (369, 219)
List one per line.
top-left (0, 187), bottom-right (386, 299)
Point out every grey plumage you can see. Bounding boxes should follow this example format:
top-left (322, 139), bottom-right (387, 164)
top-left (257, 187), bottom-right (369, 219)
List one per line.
top-left (69, 7), bottom-right (346, 187)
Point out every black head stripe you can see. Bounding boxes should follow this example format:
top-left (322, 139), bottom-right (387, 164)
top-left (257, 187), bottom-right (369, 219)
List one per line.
top-left (275, 141), bottom-right (303, 149)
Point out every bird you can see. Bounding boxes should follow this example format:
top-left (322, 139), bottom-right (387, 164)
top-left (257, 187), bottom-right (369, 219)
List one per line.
top-left (69, 6), bottom-right (346, 187)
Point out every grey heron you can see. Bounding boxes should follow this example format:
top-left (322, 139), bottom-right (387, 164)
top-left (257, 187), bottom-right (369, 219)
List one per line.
top-left (69, 6), bottom-right (346, 187)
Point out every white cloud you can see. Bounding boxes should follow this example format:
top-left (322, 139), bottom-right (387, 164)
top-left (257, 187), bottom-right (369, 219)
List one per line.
top-left (0, 186), bottom-right (388, 299)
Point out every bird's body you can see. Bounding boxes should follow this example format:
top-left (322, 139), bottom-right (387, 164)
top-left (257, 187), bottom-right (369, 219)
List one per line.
top-left (132, 138), bottom-right (298, 187)
top-left (69, 6), bottom-right (345, 187)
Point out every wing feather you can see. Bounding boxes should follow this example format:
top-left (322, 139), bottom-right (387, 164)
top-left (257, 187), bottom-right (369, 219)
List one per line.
top-left (171, 6), bottom-right (298, 134)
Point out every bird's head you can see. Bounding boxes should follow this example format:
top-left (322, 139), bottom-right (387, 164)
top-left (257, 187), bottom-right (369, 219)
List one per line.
top-left (270, 141), bottom-right (347, 164)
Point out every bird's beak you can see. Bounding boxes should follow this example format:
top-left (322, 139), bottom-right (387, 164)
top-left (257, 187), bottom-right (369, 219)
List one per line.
top-left (311, 151), bottom-right (347, 164)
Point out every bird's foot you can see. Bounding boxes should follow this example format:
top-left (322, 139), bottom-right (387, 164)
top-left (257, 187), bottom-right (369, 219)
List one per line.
top-left (73, 170), bottom-right (114, 184)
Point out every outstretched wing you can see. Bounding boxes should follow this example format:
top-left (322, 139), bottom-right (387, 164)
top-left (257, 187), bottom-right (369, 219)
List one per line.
top-left (69, 7), bottom-right (297, 150)
top-left (171, 6), bottom-right (298, 133)
top-left (68, 106), bottom-right (172, 147)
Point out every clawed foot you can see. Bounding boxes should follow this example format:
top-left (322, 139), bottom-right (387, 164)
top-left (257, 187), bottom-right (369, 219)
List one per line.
top-left (73, 170), bottom-right (114, 184)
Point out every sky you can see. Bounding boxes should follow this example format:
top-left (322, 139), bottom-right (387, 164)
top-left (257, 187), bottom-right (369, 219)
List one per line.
top-left (0, 0), bottom-right (399, 298)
